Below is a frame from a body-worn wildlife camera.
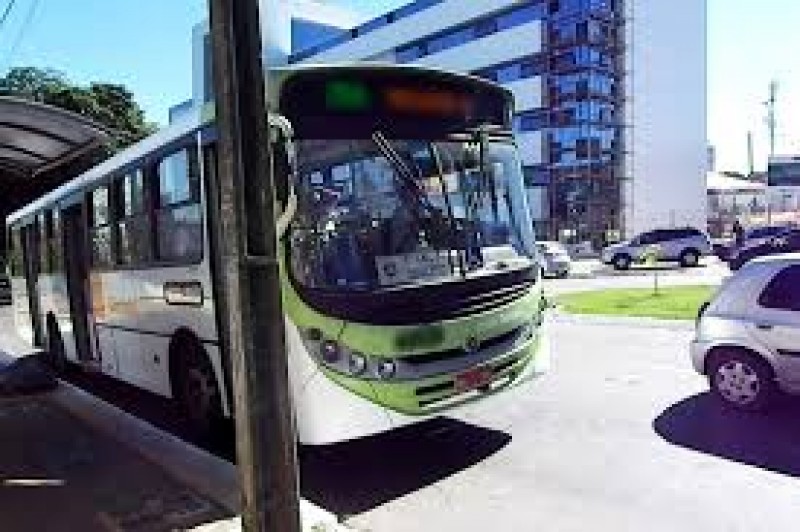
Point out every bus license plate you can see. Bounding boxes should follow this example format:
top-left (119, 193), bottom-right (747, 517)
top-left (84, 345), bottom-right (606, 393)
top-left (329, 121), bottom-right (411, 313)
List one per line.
top-left (455, 367), bottom-right (493, 392)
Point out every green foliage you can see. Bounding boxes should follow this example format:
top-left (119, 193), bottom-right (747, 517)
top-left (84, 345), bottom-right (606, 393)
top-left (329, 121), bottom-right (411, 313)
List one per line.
top-left (557, 285), bottom-right (715, 320)
top-left (0, 66), bottom-right (157, 152)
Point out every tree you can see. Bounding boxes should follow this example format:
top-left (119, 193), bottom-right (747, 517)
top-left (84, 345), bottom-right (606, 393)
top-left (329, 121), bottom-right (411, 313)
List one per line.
top-left (0, 67), bottom-right (157, 152)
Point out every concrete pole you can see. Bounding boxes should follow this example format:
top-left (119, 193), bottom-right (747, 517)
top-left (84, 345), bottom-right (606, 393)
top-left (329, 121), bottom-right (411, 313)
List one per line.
top-left (207, 0), bottom-right (301, 530)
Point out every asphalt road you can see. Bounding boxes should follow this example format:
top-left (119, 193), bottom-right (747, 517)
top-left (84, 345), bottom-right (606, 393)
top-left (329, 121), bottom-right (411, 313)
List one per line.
top-left (342, 317), bottom-right (800, 532)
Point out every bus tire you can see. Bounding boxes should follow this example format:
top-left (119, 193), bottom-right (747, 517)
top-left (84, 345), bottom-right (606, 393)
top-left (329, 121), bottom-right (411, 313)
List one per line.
top-left (45, 315), bottom-right (67, 374)
top-left (170, 333), bottom-right (224, 442)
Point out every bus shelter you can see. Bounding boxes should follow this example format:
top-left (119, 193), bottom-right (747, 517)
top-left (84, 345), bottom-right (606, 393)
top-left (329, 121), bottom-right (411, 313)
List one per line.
top-left (0, 97), bottom-right (108, 255)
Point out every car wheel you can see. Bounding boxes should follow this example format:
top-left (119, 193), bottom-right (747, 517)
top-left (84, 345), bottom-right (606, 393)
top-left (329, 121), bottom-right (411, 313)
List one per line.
top-left (679, 249), bottom-right (700, 268)
top-left (612, 254), bottom-right (631, 270)
top-left (708, 349), bottom-right (777, 411)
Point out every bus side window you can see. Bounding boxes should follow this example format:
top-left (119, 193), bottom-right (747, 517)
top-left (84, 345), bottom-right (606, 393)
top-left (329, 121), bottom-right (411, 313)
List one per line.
top-left (38, 213), bottom-right (50, 275)
top-left (89, 185), bottom-right (114, 269)
top-left (114, 169), bottom-right (150, 266)
top-left (9, 227), bottom-right (22, 277)
top-left (155, 146), bottom-right (203, 264)
top-left (51, 210), bottom-right (63, 273)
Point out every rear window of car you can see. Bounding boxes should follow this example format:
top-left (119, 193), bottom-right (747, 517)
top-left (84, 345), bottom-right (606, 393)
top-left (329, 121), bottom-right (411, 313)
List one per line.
top-left (758, 264), bottom-right (800, 311)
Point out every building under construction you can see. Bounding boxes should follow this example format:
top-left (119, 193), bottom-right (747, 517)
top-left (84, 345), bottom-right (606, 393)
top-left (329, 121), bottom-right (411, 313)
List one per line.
top-left (184, 0), bottom-right (708, 249)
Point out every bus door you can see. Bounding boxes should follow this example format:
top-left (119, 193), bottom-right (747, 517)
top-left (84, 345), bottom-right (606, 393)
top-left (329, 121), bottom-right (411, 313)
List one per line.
top-left (20, 222), bottom-right (44, 346)
top-left (61, 204), bottom-right (93, 363)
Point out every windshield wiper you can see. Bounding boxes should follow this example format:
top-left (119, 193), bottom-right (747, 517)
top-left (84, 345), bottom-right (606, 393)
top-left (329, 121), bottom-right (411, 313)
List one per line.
top-left (371, 131), bottom-right (435, 213)
top-left (371, 130), bottom-right (442, 252)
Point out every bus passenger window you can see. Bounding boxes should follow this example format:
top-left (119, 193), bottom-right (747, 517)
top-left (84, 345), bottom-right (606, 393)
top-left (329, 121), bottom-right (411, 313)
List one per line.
top-left (9, 228), bottom-right (23, 277)
top-left (114, 170), bottom-right (150, 265)
top-left (155, 148), bottom-right (203, 263)
top-left (90, 186), bottom-right (114, 268)
top-left (50, 210), bottom-right (63, 272)
top-left (38, 213), bottom-right (50, 274)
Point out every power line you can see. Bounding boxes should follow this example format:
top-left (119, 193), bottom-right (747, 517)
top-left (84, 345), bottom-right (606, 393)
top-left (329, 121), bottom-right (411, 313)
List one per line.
top-left (0, 0), bottom-right (17, 30)
top-left (3, 0), bottom-right (40, 69)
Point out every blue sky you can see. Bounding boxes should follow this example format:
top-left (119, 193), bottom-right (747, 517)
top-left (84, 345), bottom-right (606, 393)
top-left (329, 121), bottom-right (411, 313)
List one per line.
top-left (0, 0), bottom-right (788, 173)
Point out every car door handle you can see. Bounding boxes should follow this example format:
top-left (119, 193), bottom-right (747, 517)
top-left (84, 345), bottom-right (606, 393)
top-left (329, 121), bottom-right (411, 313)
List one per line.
top-left (756, 323), bottom-right (774, 330)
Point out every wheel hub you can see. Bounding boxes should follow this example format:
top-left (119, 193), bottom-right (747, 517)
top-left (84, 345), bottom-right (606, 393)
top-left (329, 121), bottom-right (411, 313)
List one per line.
top-left (716, 361), bottom-right (760, 405)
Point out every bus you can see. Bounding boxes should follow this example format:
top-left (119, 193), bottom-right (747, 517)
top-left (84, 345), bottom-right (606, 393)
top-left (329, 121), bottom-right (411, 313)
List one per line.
top-left (6, 65), bottom-right (548, 444)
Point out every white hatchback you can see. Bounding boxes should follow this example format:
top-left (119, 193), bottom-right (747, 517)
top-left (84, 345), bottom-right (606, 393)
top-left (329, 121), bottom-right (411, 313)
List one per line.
top-left (691, 253), bottom-right (800, 410)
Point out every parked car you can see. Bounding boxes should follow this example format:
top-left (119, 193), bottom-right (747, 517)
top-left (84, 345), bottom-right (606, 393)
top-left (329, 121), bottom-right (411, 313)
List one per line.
top-left (600, 227), bottom-right (712, 270)
top-left (728, 228), bottom-right (800, 271)
top-left (536, 241), bottom-right (572, 278)
top-left (692, 253), bottom-right (800, 410)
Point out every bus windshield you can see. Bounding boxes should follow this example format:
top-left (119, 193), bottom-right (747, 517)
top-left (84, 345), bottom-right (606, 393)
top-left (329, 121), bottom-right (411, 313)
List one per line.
top-left (289, 136), bottom-right (535, 292)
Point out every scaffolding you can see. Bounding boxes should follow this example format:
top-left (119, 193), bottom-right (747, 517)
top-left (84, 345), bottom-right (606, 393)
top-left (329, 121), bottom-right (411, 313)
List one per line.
top-left (543, 1), bottom-right (628, 248)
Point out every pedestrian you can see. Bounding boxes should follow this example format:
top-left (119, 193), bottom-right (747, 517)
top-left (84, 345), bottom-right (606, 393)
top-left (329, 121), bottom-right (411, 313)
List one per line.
top-left (732, 219), bottom-right (744, 248)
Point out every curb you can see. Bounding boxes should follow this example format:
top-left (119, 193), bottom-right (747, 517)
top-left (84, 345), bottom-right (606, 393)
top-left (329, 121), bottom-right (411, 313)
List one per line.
top-left (49, 379), bottom-right (349, 531)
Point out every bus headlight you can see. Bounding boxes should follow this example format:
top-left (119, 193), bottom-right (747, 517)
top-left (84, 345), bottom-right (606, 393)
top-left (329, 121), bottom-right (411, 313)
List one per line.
top-left (321, 340), bottom-right (340, 364)
top-left (349, 352), bottom-right (367, 375)
top-left (376, 359), bottom-right (397, 380)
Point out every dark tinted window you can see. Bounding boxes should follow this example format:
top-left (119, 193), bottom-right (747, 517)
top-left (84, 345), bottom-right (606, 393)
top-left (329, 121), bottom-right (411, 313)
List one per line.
top-left (637, 231), bottom-right (657, 245)
top-left (155, 147), bottom-right (203, 263)
top-left (667, 228), bottom-right (702, 239)
top-left (758, 265), bottom-right (800, 311)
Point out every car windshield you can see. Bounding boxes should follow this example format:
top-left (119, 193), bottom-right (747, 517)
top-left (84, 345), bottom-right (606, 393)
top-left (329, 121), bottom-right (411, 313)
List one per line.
top-left (289, 137), bottom-right (536, 291)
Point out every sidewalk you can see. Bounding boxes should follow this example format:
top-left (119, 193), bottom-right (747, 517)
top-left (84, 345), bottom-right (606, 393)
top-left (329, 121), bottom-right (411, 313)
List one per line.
top-left (0, 388), bottom-right (231, 531)
top-left (0, 309), bottom-right (348, 532)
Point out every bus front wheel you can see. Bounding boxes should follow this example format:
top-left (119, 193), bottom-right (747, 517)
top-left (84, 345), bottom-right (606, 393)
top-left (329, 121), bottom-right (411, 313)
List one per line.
top-left (171, 336), bottom-right (223, 442)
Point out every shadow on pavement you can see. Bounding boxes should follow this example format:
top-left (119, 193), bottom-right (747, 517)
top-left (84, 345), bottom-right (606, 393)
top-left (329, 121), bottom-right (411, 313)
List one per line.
top-left (654, 392), bottom-right (800, 478)
top-left (605, 264), bottom-right (710, 276)
top-left (299, 417), bottom-right (510, 517)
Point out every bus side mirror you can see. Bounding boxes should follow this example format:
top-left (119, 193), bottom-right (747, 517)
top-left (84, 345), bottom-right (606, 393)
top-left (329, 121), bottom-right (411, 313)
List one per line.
top-left (268, 115), bottom-right (297, 238)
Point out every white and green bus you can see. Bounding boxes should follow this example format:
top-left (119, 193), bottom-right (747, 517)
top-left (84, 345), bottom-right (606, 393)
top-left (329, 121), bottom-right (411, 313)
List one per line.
top-left (6, 65), bottom-right (548, 444)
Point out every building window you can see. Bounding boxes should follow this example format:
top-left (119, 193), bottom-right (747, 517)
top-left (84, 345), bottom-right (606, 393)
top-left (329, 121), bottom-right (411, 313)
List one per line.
top-left (396, 43), bottom-right (426, 62)
top-left (155, 147), bottom-right (203, 263)
top-left (497, 4), bottom-right (545, 30)
top-left (514, 111), bottom-right (548, 132)
top-left (427, 26), bottom-right (474, 54)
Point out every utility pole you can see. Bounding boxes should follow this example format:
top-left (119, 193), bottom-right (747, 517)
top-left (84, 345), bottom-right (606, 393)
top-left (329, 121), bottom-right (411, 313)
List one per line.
top-left (207, 0), bottom-right (301, 531)
top-left (746, 131), bottom-right (754, 177)
top-left (765, 80), bottom-right (778, 159)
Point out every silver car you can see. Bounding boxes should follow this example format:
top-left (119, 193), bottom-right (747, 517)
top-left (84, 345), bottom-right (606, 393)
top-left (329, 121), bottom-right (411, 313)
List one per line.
top-left (536, 241), bottom-right (572, 278)
top-left (601, 227), bottom-right (712, 270)
top-left (691, 253), bottom-right (800, 410)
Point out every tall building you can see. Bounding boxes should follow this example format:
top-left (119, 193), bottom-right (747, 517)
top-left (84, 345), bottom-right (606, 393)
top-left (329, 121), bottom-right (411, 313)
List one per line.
top-left (188, 0), bottom-right (707, 247)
